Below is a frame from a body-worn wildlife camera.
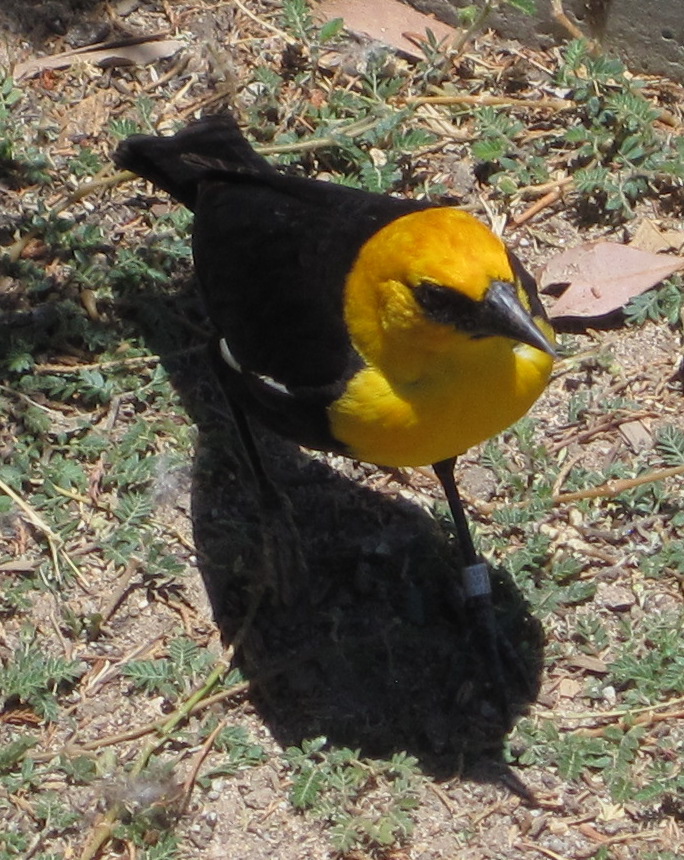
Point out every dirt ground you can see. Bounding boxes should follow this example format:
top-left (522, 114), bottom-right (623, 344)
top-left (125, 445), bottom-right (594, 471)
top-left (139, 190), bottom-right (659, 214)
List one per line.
top-left (1, 2), bottom-right (683, 859)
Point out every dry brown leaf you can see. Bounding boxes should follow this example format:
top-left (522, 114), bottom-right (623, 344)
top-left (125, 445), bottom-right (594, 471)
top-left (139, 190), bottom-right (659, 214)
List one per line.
top-left (658, 229), bottom-right (684, 253)
top-left (55, 89), bottom-right (114, 143)
top-left (618, 418), bottom-right (653, 452)
top-left (630, 218), bottom-right (672, 254)
top-left (540, 241), bottom-right (684, 319)
top-left (631, 219), bottom-right (684, 254)
top-left (14, 34), bottom-right (182, 82)
top-left (566, 654), bottom-right (609, 675)
top-left (557, 678), bottom-right (582, 699)
top-left (314, 0), bottom-right (460, 61)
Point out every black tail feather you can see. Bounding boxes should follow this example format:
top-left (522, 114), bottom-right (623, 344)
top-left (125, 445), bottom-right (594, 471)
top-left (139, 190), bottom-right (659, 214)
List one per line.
top-left (113, 114), bottom-right (273, 209)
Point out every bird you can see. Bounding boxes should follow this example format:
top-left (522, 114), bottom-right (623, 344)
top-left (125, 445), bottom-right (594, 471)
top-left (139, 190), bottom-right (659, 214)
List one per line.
top-left (114, 114), bottom-right (555, 712)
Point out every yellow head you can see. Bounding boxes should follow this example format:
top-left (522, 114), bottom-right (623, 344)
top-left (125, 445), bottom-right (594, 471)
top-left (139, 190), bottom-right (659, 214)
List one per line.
top-left (344, 208), bottom-right (554, 382)
top-left (331, 207), bottom-right (556, 466)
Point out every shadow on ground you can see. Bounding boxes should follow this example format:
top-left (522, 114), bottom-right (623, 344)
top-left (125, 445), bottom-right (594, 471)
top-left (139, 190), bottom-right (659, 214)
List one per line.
top-left (1, 232), bottom-right (545, 787)
top-left (192, 418), bottom-right (545, 784)
top-left (133, 276), bottom-right (546, 785)
top-left (2, 0), bottom-right (113, 45)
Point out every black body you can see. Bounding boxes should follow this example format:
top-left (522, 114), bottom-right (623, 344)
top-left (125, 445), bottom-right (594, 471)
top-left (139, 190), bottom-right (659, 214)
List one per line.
top-left (114, 116), bottom-right (437, 451)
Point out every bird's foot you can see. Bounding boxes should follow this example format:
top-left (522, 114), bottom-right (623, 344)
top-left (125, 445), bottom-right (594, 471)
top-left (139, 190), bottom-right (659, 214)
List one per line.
top-left (462, 561), bottom-right (536, 729)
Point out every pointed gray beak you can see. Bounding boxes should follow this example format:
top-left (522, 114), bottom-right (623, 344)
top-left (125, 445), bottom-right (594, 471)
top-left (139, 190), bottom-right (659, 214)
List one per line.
top-left (484, 280), bottom-right (556, 358)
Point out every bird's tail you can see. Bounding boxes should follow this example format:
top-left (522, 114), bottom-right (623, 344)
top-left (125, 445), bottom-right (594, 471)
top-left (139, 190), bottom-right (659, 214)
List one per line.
top-left (113, 114), bottom-right (273, 210)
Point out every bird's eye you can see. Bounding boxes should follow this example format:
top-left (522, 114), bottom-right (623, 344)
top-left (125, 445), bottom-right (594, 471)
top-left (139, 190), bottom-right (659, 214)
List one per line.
top-left (413, 281), bottom-right (481, 330)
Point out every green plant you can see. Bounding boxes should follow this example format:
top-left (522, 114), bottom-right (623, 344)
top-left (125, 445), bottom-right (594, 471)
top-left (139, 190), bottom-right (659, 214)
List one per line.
top-left (67, 146), bottom-right (102, 179)
top-left (558, 41), bottom-right (684, 217)
top-left (656, 425), bottom-right (684, 466)
top-left (0, 628), bottom-right (85, 721)
top-left (609, 613), bottom-right (684, 702)
top-left (0, 72), bottom-right (50, 185)
top-left (624, 277), bottom-right (684, 326)
top-left (463, 39), bottom-right (684, 219)
top-left (197, 724), bottom-right (267, 784)
top-left (121, 636), bottom-right (216, 700)
top-left (0, 72), bottom-right (22, 161)
top-left (284, 738), bottom-right (421, 854)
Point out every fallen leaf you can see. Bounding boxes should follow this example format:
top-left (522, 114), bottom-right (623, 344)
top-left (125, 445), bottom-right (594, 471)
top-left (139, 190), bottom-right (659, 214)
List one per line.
top-left (661, 230), bottom-right (684, 252)
top-left (630, 218), bottom-right (672, 253)
top-left (557, 677), bottom-right (582, 698)
top-left (56, 89), bottom-right (114, 143)
top-left (597, 802), bottom-right (626, 823)
top-left (630, 219), bottom-right (684, 254)
top-left (13, 34), bottom-right (182, 82)
top-left (540, 241), bottom-right (684, 319)
top-left (314, 0), bottom-right (460, 61)
top-left (618, 418), bottom-right (653, 452)
top-left (566, 654), bottom-right (608, 675)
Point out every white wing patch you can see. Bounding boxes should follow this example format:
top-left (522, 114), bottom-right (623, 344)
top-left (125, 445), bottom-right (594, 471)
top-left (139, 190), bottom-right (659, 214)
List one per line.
top-left (219, 337), bottom-right (291, 396)
top-left (219, 337), bottom-right (242, 372)
top-left (256, 373), bottom-right (291, 396)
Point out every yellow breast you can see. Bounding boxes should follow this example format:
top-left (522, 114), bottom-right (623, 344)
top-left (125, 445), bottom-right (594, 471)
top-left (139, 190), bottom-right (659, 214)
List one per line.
top-left (329, 335), bottom-right (552, 467)
top-left (328, 208), bottom-right (554, 467)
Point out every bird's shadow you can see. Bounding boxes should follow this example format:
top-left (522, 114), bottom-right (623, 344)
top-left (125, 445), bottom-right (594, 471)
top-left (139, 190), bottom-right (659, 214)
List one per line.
top-left (135, 276), bottom-right (546, 785)
top-left (3, 248), bottom-right (544, 786)
top-left (1, 0), bottom-right (115, 45)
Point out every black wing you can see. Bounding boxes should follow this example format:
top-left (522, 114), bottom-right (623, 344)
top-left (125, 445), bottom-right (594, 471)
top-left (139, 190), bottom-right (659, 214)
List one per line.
top-left (192, 169), bottom-right (431, 392)
top-left (115, 115), bottom-right (433, 391)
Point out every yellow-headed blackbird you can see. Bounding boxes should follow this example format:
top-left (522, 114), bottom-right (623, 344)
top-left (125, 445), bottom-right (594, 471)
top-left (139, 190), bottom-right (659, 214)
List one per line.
top-left (114, 115), bottom-right (555, 700)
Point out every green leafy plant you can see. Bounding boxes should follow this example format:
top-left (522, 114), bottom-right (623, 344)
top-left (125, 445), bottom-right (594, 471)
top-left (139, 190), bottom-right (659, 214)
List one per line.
top-left (0, 628), bottom-right (85, 721)
top-left (284, 738), bottom-right (421, 854)
top-left (557, 41), bottom-right (684, 216)
top-left (609, 613), bottom-right (684, 702)
top-left (0, 72), bottom-right (22, 162)
top-left (656, 425), bottom-right (684, 466)
top-left (624, 277), bottom-right (684, 326)
top-left (465, 39), bottom-right (684, 218)
top-left (197, 725), bottom-right (267, 784)
top-left (121, 636), bottom-right (215, 700)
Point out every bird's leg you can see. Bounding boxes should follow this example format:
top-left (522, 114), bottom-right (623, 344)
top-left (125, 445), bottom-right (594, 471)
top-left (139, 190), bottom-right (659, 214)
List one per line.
top-left (432, 459), bottom-right (477, 564)
top-left (229, 399), bottom-right (306, 609)
top-left (229, 397), bottom-right (279, 507)
top-left (432, 457), bottom-right (489, 596)
top-left (432, 458), bottom-right (528, 722)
